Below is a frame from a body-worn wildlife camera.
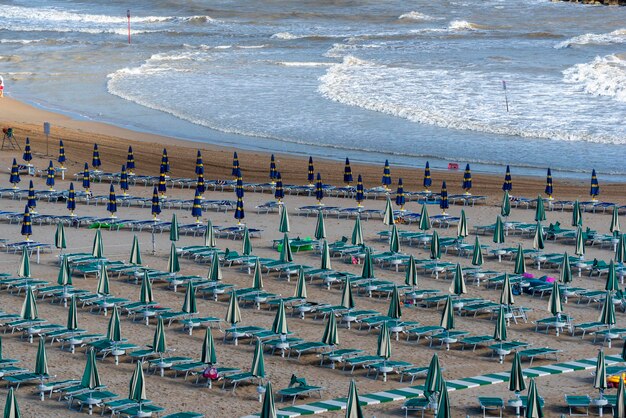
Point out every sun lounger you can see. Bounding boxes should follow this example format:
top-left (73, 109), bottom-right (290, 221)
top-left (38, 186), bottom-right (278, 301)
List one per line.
top-left (405, 325), bottom-right (445, 343)
top-left (565, 395), bottom-right (591, 416)
top-left (571, 321), bottom-right (607, 339)
top-left (402, 397), bottom-right (431, 418)
top-left (221, 372), bottom-right (260, 392)
top-left (366, 360), bottom-right (412, 381)
top-left (398, 366), bottom-right (428, 383)
top-left (288, 341), bottom-right (330, 360)
top-left (342, 355), bottom-right (383, 373)
top-left (478, 397), bottom-right (504, 418)
top-left (4, 372), bottom-right (50, 389)
top-left (517, 347), bottom-right (561, 366)
top-left (461, 335), bottom-right (495, 351)
top-left (489, 341), bottom-right (530, 361)
top-left (162, 412), bottom-right (204, 418)
top-left (277, 383), bottom-right (325, 405)
top-left (534, 314), bottom-right (573, 335)
top-left (319, 348), bottom-right (363, 369)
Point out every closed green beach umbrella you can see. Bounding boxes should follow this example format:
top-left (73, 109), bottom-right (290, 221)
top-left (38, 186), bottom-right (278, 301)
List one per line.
top-left (351, 216), bottom-right (363, 246)
top-left (419, 204), bottom-right (431, 231)
top-left (616, 234), bottom-right (626, 264)
top-left (129, 361), bottom-right (147, 404)
top-left (321, 240), bottom-right (332, 271)
top-left (615, 376), bottom-right (625, 418)
top-left (493, 216), bottom-right (505, 245)
top-left (387, 285), bottom-right (402, 320)
top-left (182, 281), bottom-right (197, 314)
top-left (152, 317), bottom-right (167, 354)
top-left (345, 380), bottom-right (364, 418)
top-left (449, 263), bottom-right (467, 296)
top-left (472, 236), bottom-right (483, 267)
top-left (598, 291), bottom-right (616, 343)
top-left (424, 353), bottom-right (443, 397)
top-left (575, 226), bottom-right (585, 257)
top-left (435, 381), bottom-right (450, 418)
top-left (594, 350), bottom-right (608, 396)
top-left (279, 233), bottom-right (293, 263)
top-left (500, 274), bottom-right (515, 306)
top-left (4, 388), bottom-right (21, 418)
top-left (314, 210), bottom-right (326, 240)
top-left (560, 252), bottom-right (573, 285)
top-left (535, 195), bottom-right (545, 222)
top-left (341, 278), bottom-right (355, 310)
top-left (97, 263), bottom-right (110, 296)
top-left (271, 300), bottom-right (289, 336)
top-left (322, 314), bottom-right (338, 346)
top-left (92, 229), bottom-right (103, 258)
top-left (457, 210), bottom-right (468, 239)
top-left (260, 381), bottom-right (277, 418)
top-left (20, 286), bottom-right (38, 320)
top-left (525, 379), bottom-right (543, 418)
top-left (129, 235), bottom-right (142, 266)
top-left (389, 224), bottom-right (401, 254)
top-left (18, 249), bottom-right (30, 278)
top-left (509, 351), bottom-right (526, 394)
top-left (533, 222), bottom-right (544, 251)
top-left (494, 306), bottom-right (508, 359)
top-left (430, 231), bottom-right (441, 261)
top-left (209, 253), bottom-right (222, 282)
top-left (201, 327), bottom-right (217, 365)
top-left (140, 270), bottom-right (153, 304)
top-left (383, 196), bottom-right (395, 226)
top-left (35, 337), bottom-right (48, 376)
top-left (167, 243), bottom-right (180, 274)
top-left (501, 190), bottom-right (511, 217)
top-left (251, 339), bottom-right (266, 379)
top-left (572, 200), bottom-right (582, 227)
top-left (205, 220), bottom-right (216, 248)
top-left (610, 206), bottom-right (620, 237)
top-left (225, 291), bottom-right (241, 326)
top-left (514, 244), bottom-right (526, 275)
top-left (606, 260), bottom-right (619, 292)
top-left (294, 267), bottom-right (307, 299)
top-left (440, 296), bottom-right (455, 331)
top-left (279, 204), bottom-right (290, 233)
top-left (548, 280), bottom-right (563, 317)
top-left (107, 306), bottom-right (122, 342)
top-left (67, 295), bottom-right (78, 331)
top-left (242, 227), bottom-right (252, 255)
top-left (81, 348), bottom-right (101, 390)
top-left (405, 255), bottom-right (418, 289)
top-left (377, 322), bottom-right (391, 360)
top-left (55, 223), bottom-right (66, 251)
top-left (252, 259), bottom-right (264, 290)
top-left (169, 213), bottom-right (179, 242)
top-left (361, 248), bottom-right (374, 279)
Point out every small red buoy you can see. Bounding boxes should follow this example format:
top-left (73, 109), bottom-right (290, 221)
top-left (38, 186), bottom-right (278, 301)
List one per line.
top-left (448, 163), bottom-right (459, 170)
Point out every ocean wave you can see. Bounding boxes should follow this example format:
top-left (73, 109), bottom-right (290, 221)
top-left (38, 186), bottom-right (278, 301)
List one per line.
top-left (318, 55), bottom-right (626, 145)
top-left (275, 61), bottom-right (333, 67)
top-left (555, 29), bottom-right (626, 49)
top-left (0, 39), bottom-right (43, 44)
top-left (270, 31), bottom-right (347, 40)
top-left (563, 54), bottom-right (626, 102)
top-left (398, 11), bottom-right (436, 21)
top-left (448, 20), bottom-right (481, 31)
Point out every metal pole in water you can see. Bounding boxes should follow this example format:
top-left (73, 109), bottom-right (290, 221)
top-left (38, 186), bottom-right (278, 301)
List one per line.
top-left (127, 10), bottom-right (131, 44)
top-left (502, 80), bottom-right (509, 113)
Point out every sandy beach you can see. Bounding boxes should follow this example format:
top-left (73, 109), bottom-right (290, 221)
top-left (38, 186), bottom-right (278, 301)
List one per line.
top-left (0, 96), bottom-right (624, 418)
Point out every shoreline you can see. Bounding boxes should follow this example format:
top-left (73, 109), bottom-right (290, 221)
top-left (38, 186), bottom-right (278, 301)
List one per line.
top-left (1, 96), bottom-right (624, 205)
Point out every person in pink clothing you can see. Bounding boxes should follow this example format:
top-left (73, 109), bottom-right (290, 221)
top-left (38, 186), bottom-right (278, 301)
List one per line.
top-left (0, 76), bottom-right (4, 97)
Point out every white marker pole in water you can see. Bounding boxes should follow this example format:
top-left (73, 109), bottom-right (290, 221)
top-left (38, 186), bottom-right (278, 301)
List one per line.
top-left (127, 10), bottom-right (131, 44)
top-left (502, 80), bottom-right (509, 113)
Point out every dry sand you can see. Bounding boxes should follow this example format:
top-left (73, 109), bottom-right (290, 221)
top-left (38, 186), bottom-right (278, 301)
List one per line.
top-left (0, 97), bottom-right (624, 417)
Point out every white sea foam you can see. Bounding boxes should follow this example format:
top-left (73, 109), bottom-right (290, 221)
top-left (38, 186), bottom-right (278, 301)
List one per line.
top-left (271, 32), bottom-right (302, 40)
top-left (555, 29), bottom-right (626, 49)
top-left (563, 54), bottom-right (626, 102)
top-left (276, 61), bottom-right (333, 67)
top-left (398, 11), bottom-right (436, 21)
top-left (448, 20), bottom-right (478, 31)
top-left (318, 55), bottom-right (626, 145)
top-left (0, 39), bottom-right (43, 44)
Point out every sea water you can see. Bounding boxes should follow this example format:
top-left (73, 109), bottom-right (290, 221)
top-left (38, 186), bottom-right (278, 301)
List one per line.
top-left (1, 0), bottom-right (625, 180)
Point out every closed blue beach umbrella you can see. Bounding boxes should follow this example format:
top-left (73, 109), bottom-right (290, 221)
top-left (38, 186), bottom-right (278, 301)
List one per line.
top-left (382, 159), bottom-right (391, 189)
top-left (67, 183), bottom-right (76, 216)
top-left (126, 146), bottom-right (135, 174)
top-left (269, 154), bottom-right (277, 183)
top-left (315, 173), bottom-right (324, 205)
top-left (423, 161), bottom-right (432, 192)
top-left (235, 196), bottom-right (245, 225)
top-left (440, 181), bottom-right (449, 214)
top-left (462, 164), bottom-right (472, 194)
top-left (274, 172), bottom-right (284, 203)
top-left (355, 174), bottom-right (364, 207)
top-left (158, 165), bottom-right (167, 197)
top-left (92, 144), bottom-right (101, 170)
top-left (46, 160), bottom-right (55, 191)
top-left (395, 178), bottom-right (405, 210)
top-left (120, 165), bottom-right (129, 195)
top-left (21, 205), bottom-right (32, 241)
top-left (307, 156), bottom-right (315, 185)
top-left (196, 168), bottom-right (205, 196)
top-left (192, 189), bottom-right (203, 223)
top-left (344, 158), bottom-right (353, 185)
top-left (107, 184), bottom-right (117, 218)
top-left (195, 150), bottom-right (203, 175)
top-left (58, 140), bottom-right (66, 168)
top-left (27, 180), bottom-right (36, 213)
top-left (590, 169), bottom-right (600, 201)
top-left (161, 148), bottom-right (170, 174)
top-left (151, 187), bottom-right (161, 220)
top-left (544, 168), bottom-right (553, 199)
top-left (82, 163), bottom-right (90, 194)
top-left (232, 152), bottom-right (240, 178)
top-left (23, 137), bottom-right (32, 165)
top-left (236, 170), bottom-right (244, 199)
top-left (9, 158), bottom-right (20, 189)
top-left (502, 165), bottom-right (512, 192)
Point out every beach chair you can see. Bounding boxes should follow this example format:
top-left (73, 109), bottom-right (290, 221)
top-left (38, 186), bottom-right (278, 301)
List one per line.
top-left (221, 371), bottom-right (259, 392)
top-left (565, 395), bottom-right (591, 416)
top-left (478, 397), bottom-right (504, 418)
top-left (398, 366), bottom-right (428, 383)
top-left (461, 335), bottom-right (495, 351)
top-left (162, 413), bottom-right (204, 418)
top-left (319, 348), bottom-right (363, 369)
top-left (277, 375), bottom-right (325, 405)
top-left (518, 347), bottom-right (561, 366)
top-left (402, 397), bottom-right (431, 418)
top-left (288, 341), bottom-right (330, 360)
